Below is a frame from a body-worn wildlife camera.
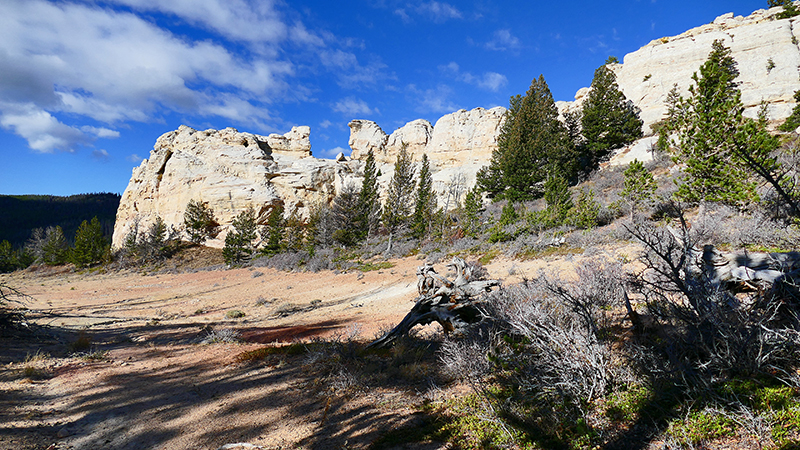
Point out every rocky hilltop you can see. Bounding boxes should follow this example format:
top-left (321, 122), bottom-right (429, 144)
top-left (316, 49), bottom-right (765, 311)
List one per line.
top-left (559, 5), bottom-right (800, 134)
top-left (113, 4), bottom-right (800, 249)
top-left (111, 126), bottom-right (362, 249)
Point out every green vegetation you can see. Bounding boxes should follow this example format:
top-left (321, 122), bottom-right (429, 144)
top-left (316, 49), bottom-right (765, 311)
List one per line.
top-left (70, 217), bottom-right (109, 268)
top-left (477, 75), bottom-right (574, 201)
top-left (183, 199), bottom-right (219, 245)
top-left (580, 59), bottom-right (644, 170)
top-left (223, 207), bottom-right (258, 265)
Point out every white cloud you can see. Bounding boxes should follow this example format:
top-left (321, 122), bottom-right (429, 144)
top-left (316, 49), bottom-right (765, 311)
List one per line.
top-left (0, 103), bottom-right (87, 153)
top-left (127, 154), bottom-right (144, 163)
top-left (319, 120), bottom-right (333, 129)
top-left (406, 84), bottom-right (459, 114)
top-left (439, 64), bottom-right (508, 92)
top-left (485, 29), bottom-right (521, 52)
top-left (107, 0), bottom-right (290, 47)
top-left (0, 0), bottom-right (297, 152)
top-left (81, 126), bottom-right (121, 139)
top-left (417, 2), bottom-right (463, 22)
top-left (333, 98), bottom-right (377, 117)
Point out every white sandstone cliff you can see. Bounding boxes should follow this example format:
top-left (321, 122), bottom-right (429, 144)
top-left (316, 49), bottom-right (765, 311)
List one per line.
top-left (112, 126), bottom-right (361, 249)
top-left (561, 5), bottom-right (800, 135)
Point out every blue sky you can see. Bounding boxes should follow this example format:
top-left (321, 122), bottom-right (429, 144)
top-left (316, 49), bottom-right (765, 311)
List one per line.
top-left (0, 0), bottom-right (769, 196)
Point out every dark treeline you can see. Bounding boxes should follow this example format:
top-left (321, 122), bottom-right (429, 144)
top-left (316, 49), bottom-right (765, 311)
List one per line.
top-left (0, 193), bottom-right (120, 247)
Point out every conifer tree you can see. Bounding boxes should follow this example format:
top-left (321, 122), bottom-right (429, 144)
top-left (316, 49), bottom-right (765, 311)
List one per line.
top-left (357, 148), bottom-right (381, 240)
top-left (412, 154), bottom-right (436, 239)
top-left (620, 159), bottom-right (657, 220)
top-left (184, 199), bottom-right (219, 245)
top-left (261, 204), bottom-right (285, 255)
top-left (331, 183), bottom-right (364, 247)
top-left (778, 89), bottom-right (800, 132)
top-left (223, 207), bottom-right (257, 265)
top-left (461, 186), bottom-right (484, 237)
top-left (382, 142), bottom-right (415, 236)
top-left (477, 75), bottom-right (574, 201)
top-left (41, 226), bottom-right (68, 266)
top-left (71, 217), bottom-right (108, 268)
top-left (580, 60), bottom-right (643, 170)
top-left (663, 40), bottom-right (797, 214)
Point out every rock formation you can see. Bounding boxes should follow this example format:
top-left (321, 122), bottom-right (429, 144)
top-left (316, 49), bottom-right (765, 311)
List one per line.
top-left (112, 126), bottom-right (361, 249)
top-left (114, 5), bottom-right (800, 248)
top-left (561, 5), bottom-right (800, 134)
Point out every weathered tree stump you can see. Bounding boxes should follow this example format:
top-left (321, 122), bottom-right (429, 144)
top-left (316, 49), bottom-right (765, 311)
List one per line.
top-left (368, 257), bottom-right (500, 349)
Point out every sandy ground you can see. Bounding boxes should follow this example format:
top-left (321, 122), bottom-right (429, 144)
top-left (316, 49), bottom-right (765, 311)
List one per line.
top-left (0, 250), bottom-right (621, 450)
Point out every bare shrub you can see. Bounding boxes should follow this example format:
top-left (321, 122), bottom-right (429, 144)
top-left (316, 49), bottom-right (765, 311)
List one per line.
top-left (305, 247), bottom-right (335, 272)
top-left (624, 210), bottom-right (800, 386)
top-left (200, 328), bottom-right (241, 344)
top-left (252, 251), bottom-right (307, 272)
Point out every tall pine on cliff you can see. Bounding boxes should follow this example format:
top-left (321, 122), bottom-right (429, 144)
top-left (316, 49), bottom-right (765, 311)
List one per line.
top-left (477, 75), bottom-right (574, 201)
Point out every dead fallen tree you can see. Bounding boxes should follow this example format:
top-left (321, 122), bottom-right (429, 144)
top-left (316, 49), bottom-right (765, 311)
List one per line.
top-left (368, 257), bottom-right (500, 349)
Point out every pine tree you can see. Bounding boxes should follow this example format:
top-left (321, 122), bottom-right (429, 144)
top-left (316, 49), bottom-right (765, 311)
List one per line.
top-left (461, 186), bottom-right (484, 237)
top-left (543, 175), bottom-right (573, 224)
top-left (260, 204), bottom-right (284, 255)
top-left (223, 207), bottom-right (258, 265)
top-left (357, 148), bottom-right (381, 240)
top-left (412, 154), bottom-right (437, 239)
top-left (71, 217), bottom-right (108, 268)
top-left (580, 61), bottom-right (643, 171)
top-left (382, 142), bottom-right (415, 236)
top-left (778, 89), bottom-right (800, 132)
top-left (620, 159), bottom-right (657, 220)
top-left (663, 40), bottom-right (797, 214)
top-left (477, 75), bottom-right (574, 201)
top-left (184, 199), bottom-right (219, 245)
top-left (41, 226), bottom-right (68, 266)
top-left (331, 183), bottom-right (363, 247)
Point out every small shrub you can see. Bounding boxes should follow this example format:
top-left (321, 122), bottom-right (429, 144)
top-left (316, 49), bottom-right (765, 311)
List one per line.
top-left (225, 310), bottom-right (245, 319)
top-left (200, 328), bottom-right (241, 344)
top-left (70, 331), bottom-right (92, 352)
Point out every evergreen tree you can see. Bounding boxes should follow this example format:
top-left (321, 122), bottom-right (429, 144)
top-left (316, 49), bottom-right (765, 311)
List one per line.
top-left (357, 148), bottom-right (382, 240)
top-left (331, 183), bottom-right (364, 247)
top-left (223, 207), bottom-right (258, 265)
top-left (769, 0), bottom-right (800, 19)
top-left (778, 89), bottom-right (800, 132)
top-left (41, 226), bottom-right (68, 266)
top-left (620, 159), bottom-right (657, 220)
top-left (543, 175), bottom-right (573, 223)
top-left (580, 61), bottom-right (643, 171)
top-left (568, 188), bottom-right (601, 229)
top-left (412, 154), bottom-right (437, 239)
top-left (260, 203), bottom-right (284, 255)
top-left (382, 142), bottom-right (415, 236)
top-left (663, 40), bottom-right (797, 214)
top-left (71, 217), bottom-right (108, 268)
top-left (477, 75), bottom-right (574, 201)
top-left (282, 209), bottom-right (306, 252)
top-left (183, 199), bottom-right (219, 245)
top-left (461, 186), bottom-right (484, 238)
top-left (142, 216), bottom-right (170, 261)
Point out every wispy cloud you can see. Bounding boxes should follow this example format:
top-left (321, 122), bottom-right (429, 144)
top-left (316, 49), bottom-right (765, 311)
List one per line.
top-left (91, 149), bottom-right (110, 161)
top-left (394, 1), bottom-right (463, 23)
top-left (333, 97), bottom-right (378, 117)
top-left (439, 62), bottom-right (508, 92)
top-left (406, 84), bottom-right (459, 114)
top-left (484, 29), bottom-right (521, 52)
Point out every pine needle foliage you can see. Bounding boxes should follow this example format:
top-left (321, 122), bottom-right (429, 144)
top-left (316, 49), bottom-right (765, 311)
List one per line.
top-left (412, 154), bottom-right (437, 239)
top-left (71, 217), bottom-right (108, 268)
top-left (662, 40), bottom-right (798, 215)
top-left (477, 75), bottom-right (574, 201)
top-left (183, 199), bottom-right (219, 245)
top-left (580, 62), bottom-right (643, 170)
top-left (382, 142), bottom-right (416, 235)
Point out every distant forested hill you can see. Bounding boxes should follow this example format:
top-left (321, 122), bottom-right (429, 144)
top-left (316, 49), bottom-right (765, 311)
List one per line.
top-left (0, 193), bottom-right (120, 247)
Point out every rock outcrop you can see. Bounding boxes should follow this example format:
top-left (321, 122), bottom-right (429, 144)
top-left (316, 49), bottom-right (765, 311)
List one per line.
top-left (112, 126), bottom-right (361, 249)
top-left (561, 5), bottom-right (800, 134)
